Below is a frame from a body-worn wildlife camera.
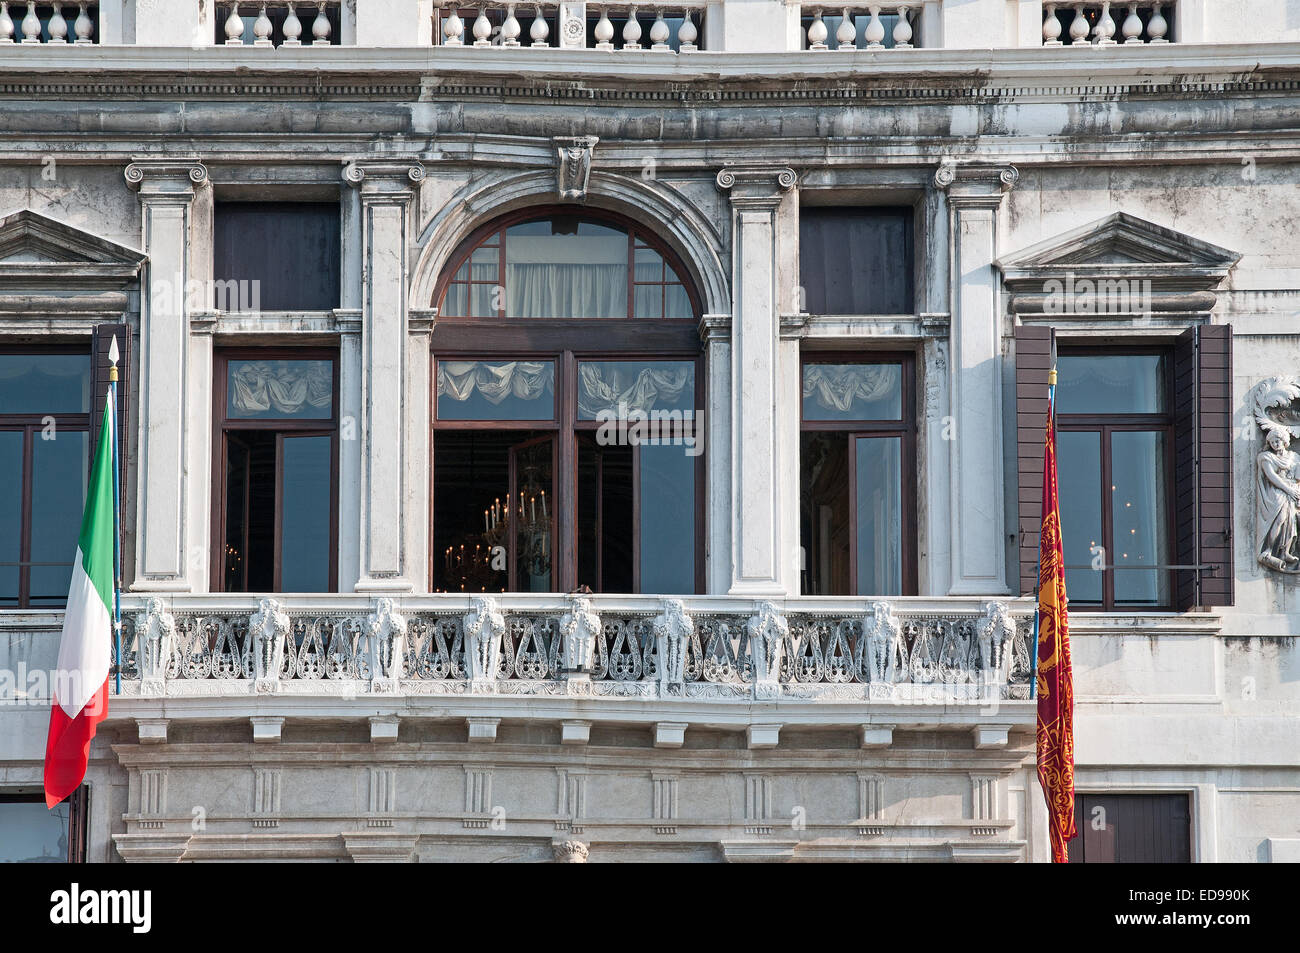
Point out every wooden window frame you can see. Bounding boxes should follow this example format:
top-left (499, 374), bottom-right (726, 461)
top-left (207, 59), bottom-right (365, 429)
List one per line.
top-left (1056, 345), bottom-right (1177, 611)
top-left (0, 344), bottom-right (93, 609)
top-left (0, 786), bottom-right (88, 862)
top-left (799, 351), bottom-right (918, 596)
top-left (210, 348), bottom-right (340, 593)
top-left (431, 350), bottom-right (705, 595)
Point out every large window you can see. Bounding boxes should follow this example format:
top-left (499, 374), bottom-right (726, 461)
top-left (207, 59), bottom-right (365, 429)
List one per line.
top-left (1057, 350), bottom-right (1173, 609)
top-left (212, 351), bottom-right (338, 593)
top-left (0, 787), bottom-right (87, 862)
top-left (799, 206), bottom-right (914, 316)
top-left (800, 355), bottom-right (915, 596)
top-left (0, 349), bottom-right (92, 608)
top-left (433, 209), bottom-right (702, 595)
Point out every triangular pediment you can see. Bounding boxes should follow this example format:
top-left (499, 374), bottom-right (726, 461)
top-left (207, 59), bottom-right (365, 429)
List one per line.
top-left (0, 208), bottom-right (145, 267)
top-left (998, 212), bottom-right (1240, 272)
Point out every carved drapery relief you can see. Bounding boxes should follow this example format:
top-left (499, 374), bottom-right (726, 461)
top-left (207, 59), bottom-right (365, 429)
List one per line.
top-left (746, 602), bottom-right (788, 700)
top-left (135, 597), bottom-right (177, 695)
top-left (1250, 377), bottom-right (1300, 572)
top-left (361, 598), bottom-right (409, 687)
top-left (248, 598), bottom-right (290, 692)
top-left (560, 596), bottom-right (601, 673)
top-left (652, 599), bottom-right (694, 694)
top-left (463, 596), bottom-right (507, 686)
top-left (554, 136), bottom-right (598, 201)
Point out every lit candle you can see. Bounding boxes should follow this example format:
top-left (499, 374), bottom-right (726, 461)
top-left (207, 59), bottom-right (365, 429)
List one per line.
top-left (484, 510), bottom-right (489, 532)
top-left (531, 495), bottom-right (536, 523)
top-left (540, 490), bottom-right (547, 517)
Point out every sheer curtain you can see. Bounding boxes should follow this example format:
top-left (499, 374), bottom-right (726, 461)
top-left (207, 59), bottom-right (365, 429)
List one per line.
top-left (228, 360), bottom-right (332, 417)
top-left (504, 235), bottom-right (628, 318)
top-left (577, 362), bottom-right (692, 417)
top-left (437, 361), bottom-right (555, 404)
top-left (802, 363), bottom-right (900, 415)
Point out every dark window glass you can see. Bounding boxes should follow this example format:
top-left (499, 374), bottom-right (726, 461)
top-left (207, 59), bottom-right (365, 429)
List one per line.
top-left (437, 360), bottom-right (556, 421)
top-left (803, 362), bottom-right (902, 421)
top-left (855, 435), bottom-right (901, 596)
top-left (0, 431), bottom-right (21, 606)
top-left (0, 354), bottom-right (90, 415)
top-left (279, 435), bottom-right (332, 592)
top-left (1058, 430), bottom-right (1103, 604)
top-left (213, 202), bottom-right (341, 311)
top-left (799, 207), bottom-right (914, 315)
top-left (0, 797), bottom-right (71, 862)
top-left (1057, 354), bottom-right (1166, 414)
top-left (1057, 349), bottom-right (1172, 610)
top-left (577, 360), bottom-right (694, 420)
top-left (639, 443), bottom-right (695, 594)
top-left (438, 213), bottom-right (696, 321)
top-left (28, 433), bottom-right (88, 606)
top-left (226, 360), bottom-right (333, 420)
top-left (216, 353), bottom-right (337, 593)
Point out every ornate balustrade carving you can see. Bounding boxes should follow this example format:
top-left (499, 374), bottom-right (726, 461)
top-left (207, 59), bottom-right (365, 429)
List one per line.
top-left (434, 2), bottom-right (704, 52)
top-left (111, 596), bottom-right (1035, 703)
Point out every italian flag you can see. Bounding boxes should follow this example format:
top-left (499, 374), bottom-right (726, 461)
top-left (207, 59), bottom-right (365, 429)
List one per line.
top-left (44, 389), bottom-right (116, 809)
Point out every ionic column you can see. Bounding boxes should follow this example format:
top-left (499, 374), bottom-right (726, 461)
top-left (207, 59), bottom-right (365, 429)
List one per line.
top-left (934, 162), bottom-right (1018, 596)
top-left (343, 159), bottom-right (425, 593)
top-left (125, 159), bottom-right (210, 592)
top-left (715, 166), bottom-right (797, 596)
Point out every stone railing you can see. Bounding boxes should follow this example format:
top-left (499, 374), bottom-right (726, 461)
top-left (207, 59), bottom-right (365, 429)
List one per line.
top-left (799, 3), bottom-right (919, 51)
top-left (217, 1), bottom-right (340, 47)
top-left (433, 2), bottom-right (705, 51)
top-left (0, 2), bottom-right (98, 44)
top-left (1042, 2), bottom-right (1172, 46)
top-left (106, 595), bottom-right (1035, 703)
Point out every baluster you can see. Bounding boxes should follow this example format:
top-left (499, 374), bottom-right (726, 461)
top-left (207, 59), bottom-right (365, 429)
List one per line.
top-left (282, 2), bottom-right (302, 45)
top-left (594, 6), bottom-right (614, 49)
top-left (20, 1), bottom-right (40, 43)
top-left (1120, 3), bottom-right (1142, 43)
top-left (807, 9), bottom-right (827, 50)
top-left (894, 4), bottom-right (912, 49)
top-left (1068, 2), bottom-right (1089, 44)
top-left (472, 6), bottom-right (492, 45)
top-left (74, 1), bottom-right (92, 43)
top-left (0, 3), bottom-right (11, 44)
top-left (1094, 0), bottom-right (1116, 44)
top-left (622, 7), bottom-right (642, 50)
top-left (224, 3), bottom-right (245, 45)
top-left (650, 9), bottom-right (669, 50)
top-left (48, 4), bottom-right (67, 43)
top-left (678, 10), bottom-right (697, 51)
top-left (444, 7), bottom-right (465, 45)
top-left (312, 3), bottom-right (332, 44)
top-left (1042, 2), bottom-right (1062, 45)
top-left (1147, 3), bottom-right (1168, 42)
top-left (502, 3), bottom-right (521, 45)
top-left (835, 7), bottom-right (855, 50)
top-left (253, 2), bottom-right (273, 46)
top-left (529, 5), bottom-right (549, 46)
top-left (863, 4), bottom-right (884, 48)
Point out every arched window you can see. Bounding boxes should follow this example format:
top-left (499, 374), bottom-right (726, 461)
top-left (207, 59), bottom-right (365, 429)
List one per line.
top-left (431, 209), bottom-right (703, 596)
top-left (436, 210), bottom-right (698, 320)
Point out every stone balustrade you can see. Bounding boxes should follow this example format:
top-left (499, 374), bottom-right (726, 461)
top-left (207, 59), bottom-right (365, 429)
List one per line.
top-left (800, 3), bottom-right (919, 51)
top-left (1042, 2), bottom-right (1172, 46)
top-left (434, 2), bottom-right (705, 51)
top-left (0, 2), bottom-right (97, 44)
top-left (219, 1), bottom-right (339, 47)
top-left (93, 594), bottom-right (1035, 703)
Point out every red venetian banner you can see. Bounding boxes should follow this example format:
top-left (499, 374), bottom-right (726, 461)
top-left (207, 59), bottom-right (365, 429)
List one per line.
top-left (1036, 379), bottom-right (1076, 863)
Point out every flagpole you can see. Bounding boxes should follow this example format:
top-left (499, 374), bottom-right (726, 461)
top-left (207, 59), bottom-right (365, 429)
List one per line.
top-left (1030, 366), bottom-right (1057, 696)
top-left (109, 336), bottom-right (122, 696)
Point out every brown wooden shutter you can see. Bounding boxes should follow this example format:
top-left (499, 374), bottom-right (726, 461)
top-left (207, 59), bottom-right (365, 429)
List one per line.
top-left (90, 322), bottom-right (130, 488)
top-left (1174, 324), bottom-right (1234, 609)
top-left (1015, 324), bottom-right (1055, 596)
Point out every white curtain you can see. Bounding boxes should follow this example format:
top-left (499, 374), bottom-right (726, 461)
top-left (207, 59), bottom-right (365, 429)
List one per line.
top-left (229, 360), bottom-right (332, 416)
top-left (437, 360), bottom-right (554, 405)
top-left (803, 363), bottom-right (900, 414)
top-left (577, 362), bottom-right (692, 417)
top-left (506, 264), bottom-right (626, 318)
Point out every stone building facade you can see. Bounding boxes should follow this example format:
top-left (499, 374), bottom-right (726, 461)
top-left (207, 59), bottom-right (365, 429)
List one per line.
top-left (0, 0), bottom-right (1298, 862)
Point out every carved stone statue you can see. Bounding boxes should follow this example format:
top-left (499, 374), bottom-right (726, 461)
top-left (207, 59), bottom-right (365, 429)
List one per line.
top-left (559, 596), bottom-right (601, 673)
top-left (361, 598), bottom-right (408, 686)
top-left (463, 596), bottom-right (506, 685)
top-left (975, 601), bottom-right (1017, 687)
top-left (135, 597), bottom-right (177, 695)
top-left (746, 601), bottom-right (788, 699)
top-left (248, 598), bottom-right (291, 692)
top-left (552, 839), bottom-right (589, 863)
top-left (554, 135), bottom-right (598, 201)
top-left (1250, 376), bottom-right (1300, 572)
top-left (861, 601), bottom-right (904, 685)
top-left (652, 599), bottom-right (694, 693)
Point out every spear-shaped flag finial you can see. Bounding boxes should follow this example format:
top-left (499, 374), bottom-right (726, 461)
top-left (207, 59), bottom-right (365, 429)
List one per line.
top-left (108, 334), bottom-right (119, 383)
